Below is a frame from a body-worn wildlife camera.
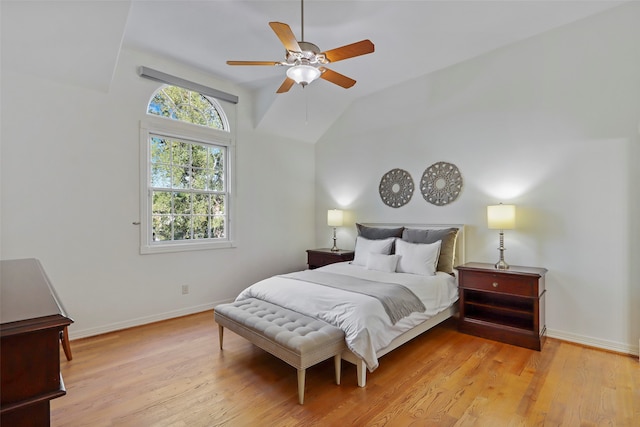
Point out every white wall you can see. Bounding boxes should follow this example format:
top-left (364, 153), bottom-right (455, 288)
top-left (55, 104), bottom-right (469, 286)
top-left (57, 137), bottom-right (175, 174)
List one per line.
top-left (1, 47), bottom-right (316, 338)
top-left (315, 3), bottom-right (640, 354)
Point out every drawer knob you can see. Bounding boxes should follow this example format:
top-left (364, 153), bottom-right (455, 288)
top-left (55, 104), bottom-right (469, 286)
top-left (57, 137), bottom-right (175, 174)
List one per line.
top-left (492, 282), bottom-right (499, 288)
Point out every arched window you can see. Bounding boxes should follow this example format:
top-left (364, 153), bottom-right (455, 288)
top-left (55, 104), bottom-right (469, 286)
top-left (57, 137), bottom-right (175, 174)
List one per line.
top-left (147, 85), bottom-right (229, 130)
top-left (140, 85), bottom-right (235, 254)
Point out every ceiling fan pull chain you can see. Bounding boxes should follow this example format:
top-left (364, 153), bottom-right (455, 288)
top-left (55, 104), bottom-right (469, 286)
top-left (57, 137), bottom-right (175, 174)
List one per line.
top-left (305, 88), bottom-right (309, 125)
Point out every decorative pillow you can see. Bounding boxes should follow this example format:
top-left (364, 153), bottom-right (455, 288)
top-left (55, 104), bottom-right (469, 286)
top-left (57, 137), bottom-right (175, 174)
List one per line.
top-left (356, 223), bottom-right (404, 240)
top-left (395, 239), bottom-right (441, 276)
top-left (352, 236), bottom-right (395, 267)
top-left (402, 227), bottom-right (459, 274)
top-left (366, 253), bottom-right (400, 273)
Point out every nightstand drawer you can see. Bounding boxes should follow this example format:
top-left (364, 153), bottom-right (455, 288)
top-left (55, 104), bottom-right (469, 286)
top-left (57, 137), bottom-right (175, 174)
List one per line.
top-left (460, 271), bottom-right (537, 297)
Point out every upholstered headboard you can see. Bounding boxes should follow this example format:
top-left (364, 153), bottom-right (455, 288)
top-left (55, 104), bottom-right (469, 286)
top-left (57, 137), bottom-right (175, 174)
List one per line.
top-left (359, 223), bottom-right (466, 269)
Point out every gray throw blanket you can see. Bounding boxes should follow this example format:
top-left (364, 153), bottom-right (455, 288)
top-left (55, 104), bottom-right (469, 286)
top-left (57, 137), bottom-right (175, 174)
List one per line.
top-left (280, 270), bottom-right (426, 324)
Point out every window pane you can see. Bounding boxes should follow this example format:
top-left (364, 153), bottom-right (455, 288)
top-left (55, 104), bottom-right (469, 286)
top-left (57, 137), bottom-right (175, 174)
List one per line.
top-left (210, 216), bottom-right (225, 238)
top-left (193, 194), bottom-right (209, 215)
top-left (192, 144), bottom-right (207, 168)
top-left (208, 111), bottom-right (224, 130)
top-left (208, 146), bottom-right (225, 191)
top-left (173, 215), bottom-right (191, 240)
top-left (172, 140), bottom-right (190, 166)
top-left (172, 166), bottom-right (190, 189)
top-left (211, 195), bottom-right (225, 215)
top-left (151, 164), bottom-right (171, 188)
top-left (173, 192), bottom-right (191, 214)
top-left (176, 104), bottom-right (203, 126)
top-left (208, 171), bottom-right (224, 191)
top-left (209, 147), bottom-right (223, 169)
top-left (152, 215), bottom-right (172, 241)
top-left (150, 137), bottom-right (170, 164)
top-left (193, 215), bottom-right (209, 239)
top-left (148, 93), bottom-right (171, 119)
top-left (191, 167), bottom-right (208, 190)
top-left (152, 191), bottom-right (171, 214)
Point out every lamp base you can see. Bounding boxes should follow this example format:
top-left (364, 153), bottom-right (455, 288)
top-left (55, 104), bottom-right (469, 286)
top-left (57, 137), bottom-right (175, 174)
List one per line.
top-left (494, 259), bottom-right (509, 270)
top-left (495, 231), bottom-right (509, 270)
top-left (330, 227), bottom-right (339, 251)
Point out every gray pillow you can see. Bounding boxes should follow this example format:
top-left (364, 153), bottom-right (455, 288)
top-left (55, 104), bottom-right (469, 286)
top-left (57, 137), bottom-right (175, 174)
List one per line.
top-left (356, 223), bottom-right (404, 240)
top-left (402, 228), bottom-right (459, 274)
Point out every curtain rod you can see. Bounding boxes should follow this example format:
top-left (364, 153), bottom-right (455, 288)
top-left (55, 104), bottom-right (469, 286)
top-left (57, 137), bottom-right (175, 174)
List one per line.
top-left (138, 66), bottom-right (239, 104)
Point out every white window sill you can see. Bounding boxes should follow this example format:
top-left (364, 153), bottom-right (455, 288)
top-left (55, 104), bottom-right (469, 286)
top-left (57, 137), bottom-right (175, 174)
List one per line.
top-left (140, 240), bottom-right (236, 255)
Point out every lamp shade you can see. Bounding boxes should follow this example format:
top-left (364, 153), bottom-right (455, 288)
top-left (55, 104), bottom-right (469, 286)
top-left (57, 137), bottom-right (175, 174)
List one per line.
top-left (327, 209), bottom-right (344, 227)
top-left (487, 204), bottom-right (516, 230)
top-left (286, 65), bottom-right (321, 86)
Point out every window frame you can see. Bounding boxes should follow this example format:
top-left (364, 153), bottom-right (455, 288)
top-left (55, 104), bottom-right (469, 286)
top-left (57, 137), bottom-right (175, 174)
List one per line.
top-left (139, 114), bottom-right (236, 254)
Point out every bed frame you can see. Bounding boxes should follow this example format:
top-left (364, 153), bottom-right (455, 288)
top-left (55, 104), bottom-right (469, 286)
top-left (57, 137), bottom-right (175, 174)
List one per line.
top-left (341, 223), bottom-right (466, 387)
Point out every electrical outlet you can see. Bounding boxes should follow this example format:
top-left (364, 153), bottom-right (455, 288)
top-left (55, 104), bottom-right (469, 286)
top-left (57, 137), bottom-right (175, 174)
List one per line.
top-left (182, 285), bottom-right (189, 295)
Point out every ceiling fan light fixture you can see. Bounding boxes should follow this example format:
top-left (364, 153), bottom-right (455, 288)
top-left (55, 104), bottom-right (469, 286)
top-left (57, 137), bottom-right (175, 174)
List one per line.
top-left (286, 64), bottom-right (321, 86)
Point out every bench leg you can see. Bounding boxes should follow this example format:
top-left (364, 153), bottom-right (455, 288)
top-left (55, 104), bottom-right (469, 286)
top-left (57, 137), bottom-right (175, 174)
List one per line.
top-left (297, 369), bottom-right (306, 404)
top-left (356, 359), bottom-right (366, 387)
top-left (334, 354), bottom-right (341, 385)
top-left (218, 324), bottom-right (224, 350)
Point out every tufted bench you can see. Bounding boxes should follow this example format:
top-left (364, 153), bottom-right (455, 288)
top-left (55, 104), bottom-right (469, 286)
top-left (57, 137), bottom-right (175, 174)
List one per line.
top-left (214, 298), bottom-right (346, 404)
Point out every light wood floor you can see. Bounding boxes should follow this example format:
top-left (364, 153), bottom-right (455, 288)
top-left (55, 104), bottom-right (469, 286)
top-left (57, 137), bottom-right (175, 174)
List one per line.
top-left (51, 311), bottom-right (640, 426)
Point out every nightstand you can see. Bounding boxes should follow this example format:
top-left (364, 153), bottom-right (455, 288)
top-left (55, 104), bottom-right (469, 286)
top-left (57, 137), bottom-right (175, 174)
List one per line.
top-left (306, 249), bottom-right (354, 269)
top-left (457, 262), bottom-right (548, 351)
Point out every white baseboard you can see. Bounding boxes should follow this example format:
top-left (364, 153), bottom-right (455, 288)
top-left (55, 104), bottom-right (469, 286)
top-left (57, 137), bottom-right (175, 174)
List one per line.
top-left (69, 299), bottom-right (234, 340)
top-left (547, 328), bottom-right (640, 357)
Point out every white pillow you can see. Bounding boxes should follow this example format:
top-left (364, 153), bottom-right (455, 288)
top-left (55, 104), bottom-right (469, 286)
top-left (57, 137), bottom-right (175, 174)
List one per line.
top-left (395, 239), bottom-right (441, 276)
top-left (352, 236), bottom-right (395, 266)
top-left (366, 253), bottom-right (400, 273)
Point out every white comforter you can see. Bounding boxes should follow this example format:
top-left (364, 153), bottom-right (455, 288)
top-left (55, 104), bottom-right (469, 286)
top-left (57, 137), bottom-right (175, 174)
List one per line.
top-left (236, 262), bottom-right (459, 371)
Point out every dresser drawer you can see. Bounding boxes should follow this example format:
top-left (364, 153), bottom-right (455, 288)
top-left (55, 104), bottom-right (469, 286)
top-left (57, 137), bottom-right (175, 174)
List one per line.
top-left (460, 271), bottom-right (537, 297)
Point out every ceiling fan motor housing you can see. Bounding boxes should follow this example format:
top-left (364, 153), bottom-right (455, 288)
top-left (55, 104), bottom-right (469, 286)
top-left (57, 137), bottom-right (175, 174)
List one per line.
top-left (286, 41), bottom-right (328, 65)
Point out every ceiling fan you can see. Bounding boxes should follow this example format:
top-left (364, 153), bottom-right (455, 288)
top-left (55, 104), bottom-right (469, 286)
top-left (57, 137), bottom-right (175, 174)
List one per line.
top-left (226, 0), bottom-right (374, 93)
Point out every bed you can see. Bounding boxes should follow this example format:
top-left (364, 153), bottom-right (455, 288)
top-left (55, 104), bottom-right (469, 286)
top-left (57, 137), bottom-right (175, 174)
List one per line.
top-left (233, 223), bottom-right (465, 387)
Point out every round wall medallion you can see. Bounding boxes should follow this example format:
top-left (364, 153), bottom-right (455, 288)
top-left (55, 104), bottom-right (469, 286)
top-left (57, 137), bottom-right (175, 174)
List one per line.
top-left (379, 168), bottom-right (414, 208)
top-left (420, 161), bottom-right (463, 206)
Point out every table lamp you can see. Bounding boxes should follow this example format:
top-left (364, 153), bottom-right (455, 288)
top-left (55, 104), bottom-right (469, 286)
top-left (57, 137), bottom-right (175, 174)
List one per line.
top-left (327, 209), bottom-right (344, 251)
top-left (487, 204), bottom-right (516, 270)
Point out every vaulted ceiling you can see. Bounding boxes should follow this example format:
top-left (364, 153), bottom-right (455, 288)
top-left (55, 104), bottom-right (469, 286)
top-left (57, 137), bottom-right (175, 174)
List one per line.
top-left (1, 0), bottom-right (625, 143)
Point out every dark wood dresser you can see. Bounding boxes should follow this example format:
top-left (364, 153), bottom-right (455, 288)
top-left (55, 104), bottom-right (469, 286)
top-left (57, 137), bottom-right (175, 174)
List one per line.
top-left (457, 262), bottom-right (547, 351)
top-left (1, 258), bottom-right (73, 426)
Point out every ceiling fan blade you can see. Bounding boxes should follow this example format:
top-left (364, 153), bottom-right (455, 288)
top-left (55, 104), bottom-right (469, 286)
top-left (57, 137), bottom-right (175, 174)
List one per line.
top-left (226, 61), bottom-right (281, 66)
top-left (322, 40), bottom-right (375, 63)
top-left (319, 68), bottom-right (356, 89)
top-left (276, 77), bottom-right (295, 93)
top-left (269, 22), bottom-right (301, 52)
